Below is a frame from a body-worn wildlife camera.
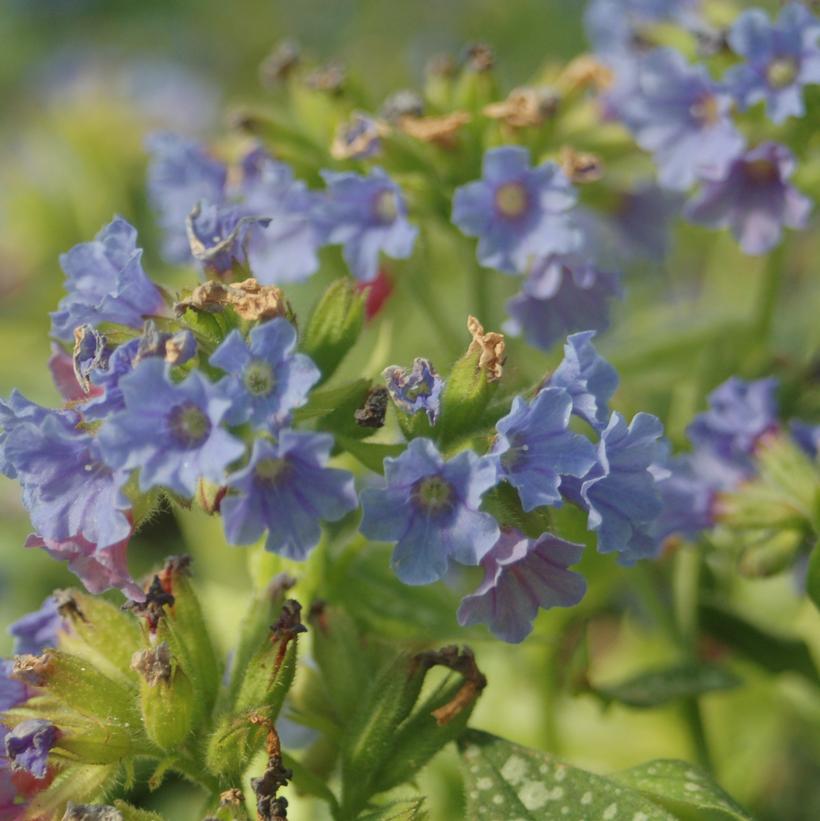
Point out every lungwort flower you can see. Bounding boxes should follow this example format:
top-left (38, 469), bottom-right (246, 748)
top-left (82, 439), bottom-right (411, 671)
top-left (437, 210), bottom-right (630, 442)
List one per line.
top-left (619, 48), bottom-right (745, 190)
top-left (319, 167), bottom-right (417, 282)
top-left (452, 146), bottom-right (581, 274)
top-left (504, 253), bottom-right (622, 352)
top-left (210, 319), bottom-right (320, 429)
top-left (98, 358), bottom-right (245, 497)
top-left (383, 358), bottom-right (443, 425)
top-left (684, 142), bottom-right (812, 255)
top-left (492, 387), bottom-right (598, 512)
top-left (360, 438), bottom-right (499, 585)
top-left (457, 530), bottom-right (587, 643)
top-left (50, 217), bottom-right (165, 341)
top-left (221, 432), bottom-right (357, 559)
top-left (726, 3), bottom-right (820, 124)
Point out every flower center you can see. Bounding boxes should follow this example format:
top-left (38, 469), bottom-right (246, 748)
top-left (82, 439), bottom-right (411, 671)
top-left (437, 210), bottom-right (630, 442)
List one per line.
top-left (412, 475), bottom-right (454, 514)
top-left (690, 93), bottom-right (720, 126)
top-left (374, 189), bottom-right (398, 223)
top-left (745, 158), bottom-right (778, 184)
top-left (244, 360), bottom-right (276, 396)
top-left (495, 182), bottom-right (528, 218)
top-left (766, 57), bottom-right (798, 89)
top-left (168, 402), bottom-right (211, 448)
top-left (255, 456), bottom-right (289, 484)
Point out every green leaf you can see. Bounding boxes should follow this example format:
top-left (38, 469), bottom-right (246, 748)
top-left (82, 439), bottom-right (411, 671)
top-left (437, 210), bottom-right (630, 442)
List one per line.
top-left (807, 542), bottom-right (820, 610)
top-left (614, 759), bottom-right (753, 820)
top-left (356, 797), bottom-right (427, 820)
top-left (458, 730), bottom-right (675, 820)
top-left (591, 663), bottom-right (741, 709)
top-left (295, 380), bottom-right (372, 421)
top-left (458, 732), bottom-right (753, 820)
top-left (336, 436), bottom-right (404, 474)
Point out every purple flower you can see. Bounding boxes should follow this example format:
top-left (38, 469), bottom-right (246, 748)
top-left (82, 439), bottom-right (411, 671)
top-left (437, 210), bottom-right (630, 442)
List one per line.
top-left (687, 377), bottom-right (779, 477)
top-left (620, 48), bottom-right (746, 190)
top-left (185, 202), bottom-right (266, 277)
top-left (1, 401), bottom-right (132, 551)
top-left (610, 184), bottom-right (681, 261)
top-left (726, 4), bottom-right (820, 124)
top-left (549, 331), bottom-right (618, 430)
top-left (240, 152), bottom-right (325, 285)
top-left (360, 438), bottom-right (499, 585)
top-left (25, 532), bottom-right (144, 601)
top-left (79, 338), bottom-right (141, 420)
top-left (504, 253), bottom-right (622, 352)
top-left (9, 597), bottom-right (62, 655)
top-left (5, 720), bottom-right (58, 779)
top-left (581, 412), bottom-right (666, 562)
top-left (221, 432), bottom-right (358, 559)
top-left (146, 132), bottom-right (227, 263)
top-left (452, 147), bottom-right (581, 274)
top-left (0, 392), bottom-right (55, 480)
top-left (383, 358), bottom-right (443, 425)
top-left (791, 420), bottom-right (819, 459)
top-left (684, 142), bottom-right (812, 255)
top-left (457, 530), bottom-right (586, 643)
top-left (319, 167), bottom-right (417, 282)
top-left (210, 319), bottom-right (320, 429)
top-left (492, 388), bottom-right (598, 512)
top-left (97, 358), bottom-right (245, 497)
top-left (50, 218), bottom-right (165, 341)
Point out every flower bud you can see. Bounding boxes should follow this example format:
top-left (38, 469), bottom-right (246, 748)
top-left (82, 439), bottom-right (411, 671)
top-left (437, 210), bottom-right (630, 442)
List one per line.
top-left (300, 279), bottom-right (365, 383)
top-left (131, 642), bottom-right (195, 751)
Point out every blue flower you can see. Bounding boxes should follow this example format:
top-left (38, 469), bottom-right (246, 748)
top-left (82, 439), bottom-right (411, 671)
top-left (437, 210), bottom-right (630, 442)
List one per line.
top-left (210, 319), bottom-right (320, 429)
top-left (146, 132), bottom-right (227, 263)
top-left (98, 358), bottom-right (245, 497)
top-left (684, 142), bottom-right (812, 255)
top-left (383, 358), bottom-right (443, 425)
top-left (1, 401), bottom-right (132, 551)
top-left (619, 48), bottom-right (746, 190)
top-left (581, 411), bottom-right (666, 562)
top-left (241, 152), bottom-right (325, 285)
top-left (452, 146), bottom-right (580, 274)
top-left (457, 529), bottom-right (586, 643)
top-left (319, 167), bottom-right (417, 282)
top-left (726, 3), bottom-right (820, 124)
top-left (504, 253), bottom-right (622, 352)
top-left (791, 420), bottom-right (820, 459)
top-left (5, 720), bottom-right (59, 779)
top-left (221, 432), bottom-right (358, 559)
top-left (0, 392), bottom-right (55, 480)
top-left (80, 338), bottom-right (141, 420)
top-left (686, 377), bottom-right (779, 477)
top-left (360, 438), bottom-right (499, 585)
top-left (9, 597), bottom-right (62, 655)
top-left (185, 202), bottom-right (265, 277)
top-left (492, 388), bottom-right (598, 512)
top-left (549, 331), bottom-right (619, 430)
top-left (50, 218), bottom-right (165, 341)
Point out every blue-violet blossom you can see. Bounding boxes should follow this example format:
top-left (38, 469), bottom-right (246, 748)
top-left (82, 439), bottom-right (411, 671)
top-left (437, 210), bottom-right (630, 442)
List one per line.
top-left (383, 358), bottom-right (443, 425)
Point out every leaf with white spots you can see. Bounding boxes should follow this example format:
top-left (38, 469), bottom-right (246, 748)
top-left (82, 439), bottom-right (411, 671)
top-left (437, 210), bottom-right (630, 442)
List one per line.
top-left (614, 760), bottom-right (753, 821)
top-left (458, 730), bottom-right (676, 820)
top-left (592, 663), bottom-right (741, 709)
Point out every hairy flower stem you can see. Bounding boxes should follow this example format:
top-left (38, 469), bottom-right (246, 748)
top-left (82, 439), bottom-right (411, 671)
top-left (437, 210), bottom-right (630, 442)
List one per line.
top-left (673, 548), bottom-right (713, 774)
top-left (754, 242), bottom-right (784, 342)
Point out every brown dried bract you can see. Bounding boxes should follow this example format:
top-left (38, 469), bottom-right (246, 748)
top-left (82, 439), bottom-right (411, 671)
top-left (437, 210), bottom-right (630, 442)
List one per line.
top-left (559, 145), bottom-right (604, 184)
top-left (558, 54), bottom-right (614, 92)
top-left (411, 645), bottom-right (487, 726)
top-left (397, 111), bottom-right (471, 148)
top-left (131, 642), bottom-right (172, 686)
top-left (466, 315), bottom-right (505, 382)
top-left (175, 278), bottom-right (288, 323)
top-left (12, 653), bottom-right (53, 687)
top-left (331, 115), bottom-right (388, 160)
top-left (483, 87), bottom-right (558, 129)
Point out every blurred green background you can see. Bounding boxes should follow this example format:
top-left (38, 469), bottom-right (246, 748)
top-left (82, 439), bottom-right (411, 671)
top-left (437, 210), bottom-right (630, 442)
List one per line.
top-left (1, 1), bottom-right (819, 819)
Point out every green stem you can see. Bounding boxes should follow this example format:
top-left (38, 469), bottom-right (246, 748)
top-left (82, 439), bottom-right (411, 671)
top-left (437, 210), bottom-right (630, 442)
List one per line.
top-left (470, 261), bottom-right (492, 329)
top-left (673, 548), bottom-right (714, 774)
top-left (754, 244), bottom-right (783, 341)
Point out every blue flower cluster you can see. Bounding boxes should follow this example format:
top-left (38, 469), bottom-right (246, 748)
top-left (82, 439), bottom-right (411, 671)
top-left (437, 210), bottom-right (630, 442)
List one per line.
top-left (147, 134), bottom-right (417, 283)
top-left (588, 0), bottom-right (818, 255)
top-left (452, 146), bottom-right (623, 351)
top-left (371, 332), bottom-right (668, 642)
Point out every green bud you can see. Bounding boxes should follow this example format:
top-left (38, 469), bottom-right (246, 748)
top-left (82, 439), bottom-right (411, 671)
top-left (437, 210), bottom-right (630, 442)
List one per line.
top-left (12, 650), bottom-right (140, 731)
top-left (300, 278), bottom-right (365, 383)
top-left (436, 315), bottom-right (504, 449)
top-left (738, 530), bottom-right (806, 578)
top-left (24, 764), bottom-right (120, 820)
top-left (131, 642), bottom-right (195, 751)
top-left (54, 589), bottom-right (143, 683)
